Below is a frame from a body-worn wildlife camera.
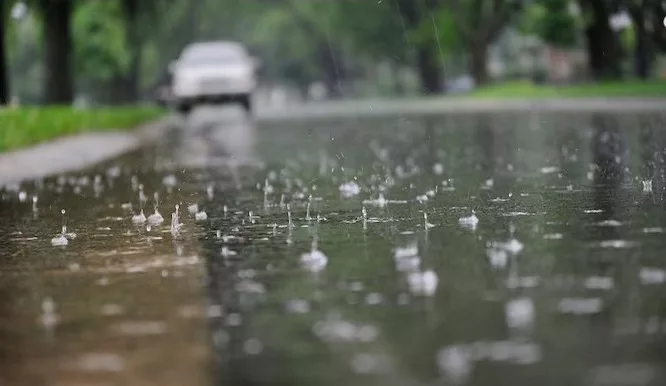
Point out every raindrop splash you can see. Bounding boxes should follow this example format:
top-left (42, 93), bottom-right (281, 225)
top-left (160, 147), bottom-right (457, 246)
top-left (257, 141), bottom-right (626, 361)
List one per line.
top-left (287, 204), bottom-right (294, 228)
top-left (132, 209), bottom-right (146, 224)
top-left (195, 209), bottom-right (208, 221)
top-left (170, 204), bottom-right (182, 236)
top-left (406, 270), bottom-right (438, 296)
top-left (424, 212), bottom-right (435, 229)
top-left (362, 206), bottom-right (368, 230)
top-left (39, 297), bottom-right (60, 330)
top-left (339, 180), bottom-right (361, 197)
top-left (301, 234), bottom-right (328, 272)
top-left (51, 209), bottom-right (70, 246)
top-left (132, 184), bottom-right (147, 224)
top-left (147, 192), bottom-right (164, 226)
top-left (305, 195), bottom-right (312, 222)
top-left (458, 210), bottom-right (479, 230)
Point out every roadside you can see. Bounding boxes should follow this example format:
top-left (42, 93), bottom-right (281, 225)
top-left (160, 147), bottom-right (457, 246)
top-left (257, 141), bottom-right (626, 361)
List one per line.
top-left (0, 114), bottom-right (176, 188)
top-left (0, 106), bottom-right (166, 152)
top-left (467, 80), bottom-right (666, 99)
top-left (3, 80), bottom-right (664, 150)
top-left (3, 80), bottom-right (666, 187)
top-left (255, 80), bottom-right (666, 121)
top-left (255, 96), bottom-right (666, 122)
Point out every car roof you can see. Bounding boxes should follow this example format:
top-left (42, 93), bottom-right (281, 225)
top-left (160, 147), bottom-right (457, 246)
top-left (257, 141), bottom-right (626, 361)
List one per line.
top-left (181, 41), bottom-right (248, 59)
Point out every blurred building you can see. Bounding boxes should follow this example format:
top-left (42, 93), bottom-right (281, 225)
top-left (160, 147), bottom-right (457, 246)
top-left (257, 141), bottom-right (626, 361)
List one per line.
top-left (489, 28), bottom-right (587, 84)
top-left (545, 45), bottom-right (587, 84)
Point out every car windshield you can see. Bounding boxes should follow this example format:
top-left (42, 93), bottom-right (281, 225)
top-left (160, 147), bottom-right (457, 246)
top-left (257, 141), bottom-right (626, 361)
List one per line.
top-left (181, 54), bottom-right (246, 66)
top-left (180, 44), bottom-right (247, 65)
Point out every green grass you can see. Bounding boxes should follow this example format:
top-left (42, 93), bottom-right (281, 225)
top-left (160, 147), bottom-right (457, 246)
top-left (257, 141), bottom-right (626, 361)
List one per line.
top-left (466, 80), bottom-right (666, 99)
top-left (0, 106), bottom-right (166, 152)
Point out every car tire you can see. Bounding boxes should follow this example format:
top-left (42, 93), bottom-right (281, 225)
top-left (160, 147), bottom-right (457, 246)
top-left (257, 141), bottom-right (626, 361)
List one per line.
top-left (239, 95), bottom-right (252, 114)
top-left (176, 103), bottom-right (192, 115)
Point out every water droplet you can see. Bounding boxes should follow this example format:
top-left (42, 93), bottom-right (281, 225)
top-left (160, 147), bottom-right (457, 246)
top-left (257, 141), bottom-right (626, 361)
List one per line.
top-left (505, 297), bottom-right (535, 330)
top-left (195, 210), bottom-right (208, 221)
top-left (243, 338), bottom-right (263, 355)
top-left (77, 353), bottom-right (125, 373)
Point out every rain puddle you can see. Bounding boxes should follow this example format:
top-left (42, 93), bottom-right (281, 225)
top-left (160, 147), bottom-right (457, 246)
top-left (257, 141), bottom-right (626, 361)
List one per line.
top-left (3, 110), bottom-right (666, 385)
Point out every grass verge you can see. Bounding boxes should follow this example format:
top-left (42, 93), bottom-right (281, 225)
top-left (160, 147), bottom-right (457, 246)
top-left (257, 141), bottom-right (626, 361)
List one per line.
top-left (0, 106), bottom-right (166, 152)
top-left (467, 80), bottom-right (666, 99)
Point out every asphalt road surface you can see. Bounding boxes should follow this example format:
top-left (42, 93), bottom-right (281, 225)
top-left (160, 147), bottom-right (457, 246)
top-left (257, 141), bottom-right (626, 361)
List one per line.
top-left (3, 105), bottom-right (666, 386)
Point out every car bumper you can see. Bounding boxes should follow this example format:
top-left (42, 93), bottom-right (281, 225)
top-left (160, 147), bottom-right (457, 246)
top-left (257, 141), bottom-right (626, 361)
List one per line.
top-left (172, 79), bottom-right (256, 99)
top-left (173, 93), bottom-right (250, 105)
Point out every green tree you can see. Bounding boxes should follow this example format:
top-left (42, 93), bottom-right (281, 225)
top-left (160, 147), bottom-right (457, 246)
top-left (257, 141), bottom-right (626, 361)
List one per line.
top-left (140, 0), bottom-right (203, 93)
top-left (653, 0), bottom-right (666, 52)
top-left (36, 0), bottom-right (74, 104)
top-left (0, 0), bottom-right (9, 105)
top-left (626, 0), bottom-right (652, 79)
top-left (6, 3), bottom-right (43, 104)
top-left (529, 0), bottom-right (578, 47)
top-left (246, 1), bottom-right (321, 96)
top-left (120, 0), bottom-right (140, 101)
top-left (334, 0), bottom-right (410, 62)
top-left (395, 0), bottom-right (445, 94)
top-left (290, 0), bottom-right (347, 97)
top-left (240, 0), bottom-right (355, 97)
top-left (331, 0), bottom-right (415, 94)
top-left (578, 0), bottom-right (623, 80)
top-left (450, 0), bottom-right (524, 86)
top-left (620, 0), bottom-right (666, 79)
top-left (119, 0), bottom-right (174, 101)
top-left (73, 0), bottom-right (129, 102)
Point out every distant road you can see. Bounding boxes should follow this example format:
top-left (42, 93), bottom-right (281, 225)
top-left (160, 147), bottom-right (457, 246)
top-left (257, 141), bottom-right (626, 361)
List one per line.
top-left (254, 97), bottom-right (666, 122)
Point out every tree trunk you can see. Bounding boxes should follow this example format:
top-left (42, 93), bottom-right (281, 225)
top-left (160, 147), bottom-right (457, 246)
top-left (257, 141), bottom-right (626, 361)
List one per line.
top-left (416, 46), bottom-right (442, 95)
top-left (105, 75), bottom-right (129, 105)
top-left (629, 2), bottom-right (652, 79)
top-left (470, 44), bottom-right (489, 86)
top-left (153, 1), bottom-right (201, 94)
top-left (122, 0), bottom-right (141, 102)
top-left (0, 5), bottom-right (9, 105)
top-left (41, 0), bottom-right (74, 105)
top-left (391, 63), bottom-right (405, 96)
top-left (653, 2), bottom-right (666, 52)
top-left (579, 0), bottom-right (622, 80)
top-left (397, 0), bottom-right (443, 94)
top-left (634, 21), bottom-right (651, 79)
top-left (297, 83), bottom-right (309, 102)
top-left (318, 44), bottom-right (343, 99)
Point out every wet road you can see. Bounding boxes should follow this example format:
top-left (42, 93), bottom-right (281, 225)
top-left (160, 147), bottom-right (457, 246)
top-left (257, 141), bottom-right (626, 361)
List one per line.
top-left (3, 106), bottom-right (666, 386)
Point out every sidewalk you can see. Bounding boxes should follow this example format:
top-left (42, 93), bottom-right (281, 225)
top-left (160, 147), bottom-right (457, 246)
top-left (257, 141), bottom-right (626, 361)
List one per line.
top-left (0, 116), bottom-right (175, 188)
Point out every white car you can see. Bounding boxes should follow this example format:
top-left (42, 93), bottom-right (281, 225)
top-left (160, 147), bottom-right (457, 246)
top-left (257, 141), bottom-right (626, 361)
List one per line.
top-left (169, 41), bottom-right (259, 114)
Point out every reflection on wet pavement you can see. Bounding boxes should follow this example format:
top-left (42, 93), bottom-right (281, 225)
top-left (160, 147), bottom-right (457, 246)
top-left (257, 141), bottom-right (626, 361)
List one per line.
top-left (3, 106), bottom-right (666, 385)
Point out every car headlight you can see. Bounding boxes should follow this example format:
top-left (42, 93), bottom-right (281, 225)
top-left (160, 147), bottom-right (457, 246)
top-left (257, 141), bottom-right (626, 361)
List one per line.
top-left (173, 74), bottom-right (196, 91)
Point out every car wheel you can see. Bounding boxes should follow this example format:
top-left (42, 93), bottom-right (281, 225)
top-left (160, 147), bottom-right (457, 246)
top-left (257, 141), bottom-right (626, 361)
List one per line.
top-left (176, 103), bottom-right (192, 115)
top-left (239, 95), bottom-right (252, 114)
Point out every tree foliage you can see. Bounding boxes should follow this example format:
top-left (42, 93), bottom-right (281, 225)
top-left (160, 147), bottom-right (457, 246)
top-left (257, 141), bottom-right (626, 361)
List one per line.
top-left (525, 0), bottom-right (578, 47)
top-left (2, 0), bottom-right (666, 104)
top-left (73, 0), bottom-right (128, 82)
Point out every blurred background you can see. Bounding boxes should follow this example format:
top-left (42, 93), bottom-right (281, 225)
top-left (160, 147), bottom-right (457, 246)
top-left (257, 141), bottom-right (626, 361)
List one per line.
top-left (4, 2), bottom-right (666, 385)
top-left (1, 0), bottom-right (666, 108)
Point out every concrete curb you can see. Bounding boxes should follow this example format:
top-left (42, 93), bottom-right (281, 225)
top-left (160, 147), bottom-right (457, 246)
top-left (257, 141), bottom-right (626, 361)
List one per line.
top-left (255, 98), bottom-right (666, 122)
top-left (0, 115), bottom-right (176, 188)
